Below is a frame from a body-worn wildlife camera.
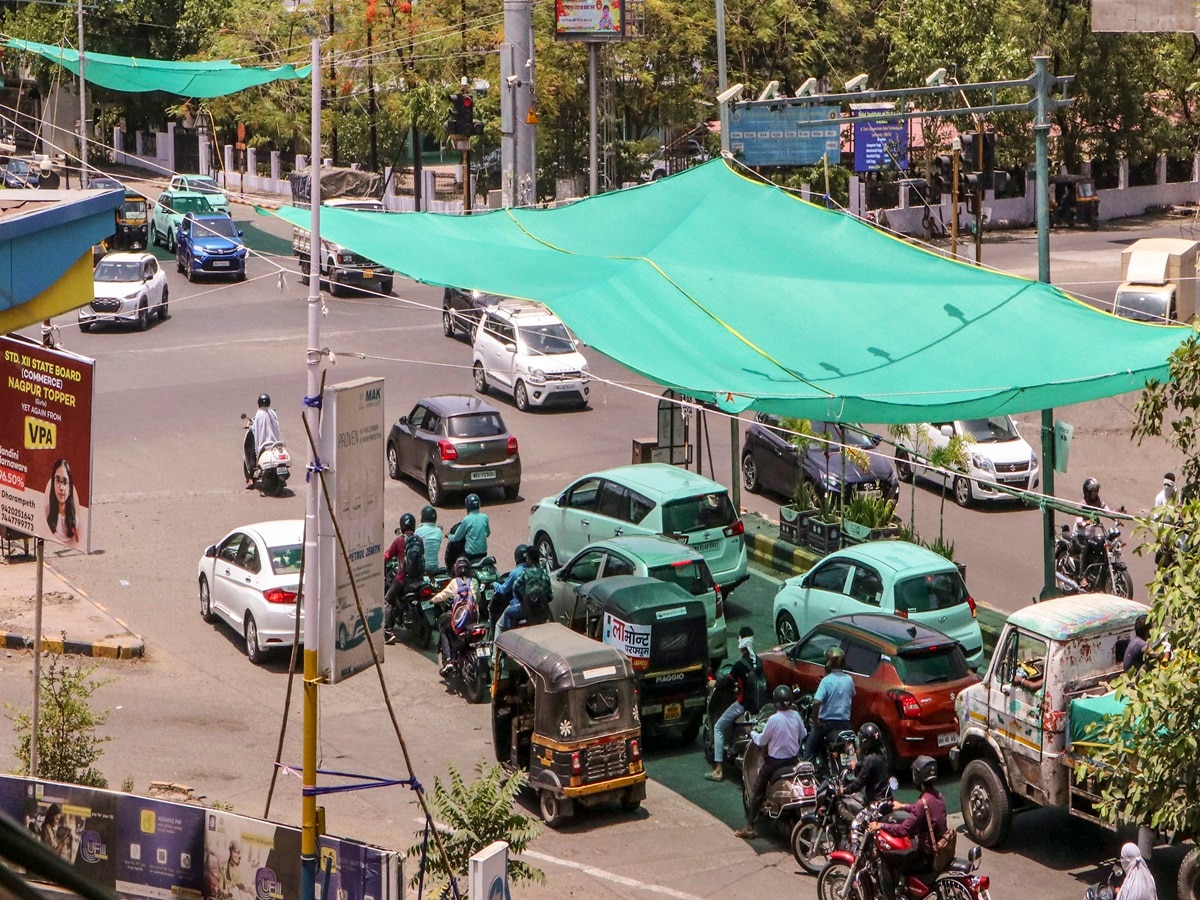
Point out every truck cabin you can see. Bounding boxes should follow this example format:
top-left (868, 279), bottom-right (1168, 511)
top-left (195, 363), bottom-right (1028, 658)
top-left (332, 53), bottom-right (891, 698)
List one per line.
top-left (1114, 285), bottom-right (1175, 324)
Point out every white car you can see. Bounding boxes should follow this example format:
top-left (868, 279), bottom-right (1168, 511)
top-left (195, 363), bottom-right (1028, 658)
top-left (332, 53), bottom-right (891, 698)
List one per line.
top-left (197, 520), bottom-right (304, 664)
top-left (894, 416), bottom-right (1039, 507)
top-left (169, 174), bottom-right (232, 216)
top-left (472, 301), bottom-right (590, 411)
top-left (79, 252), bottom-right (168, 332)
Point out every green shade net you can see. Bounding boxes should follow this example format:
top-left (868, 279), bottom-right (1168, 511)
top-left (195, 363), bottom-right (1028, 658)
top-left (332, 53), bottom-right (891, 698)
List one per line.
top-left (269, 160), bottom-right (1189, 423)
top-left (5, 39), bottom-right (311, 97)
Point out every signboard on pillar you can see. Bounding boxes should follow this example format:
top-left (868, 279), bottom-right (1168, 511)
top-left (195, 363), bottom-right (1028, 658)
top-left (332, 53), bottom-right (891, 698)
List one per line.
top-left (727, 104), bottom-right (840, 166)
top-left (468, 841), bottom-right (509, 899)
top-left (318, 377), bottom-right (386, 683)
top-left (555, 0), bottom-right (625, 39)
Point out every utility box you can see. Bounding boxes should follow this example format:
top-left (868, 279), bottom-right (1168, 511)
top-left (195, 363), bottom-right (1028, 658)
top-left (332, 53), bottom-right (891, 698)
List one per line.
top-left (1113, 238), bottom-right (1199, 324)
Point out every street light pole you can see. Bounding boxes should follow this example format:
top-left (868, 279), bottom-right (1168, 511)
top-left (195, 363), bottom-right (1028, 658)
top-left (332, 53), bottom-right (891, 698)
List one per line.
top-left (76, 0), bottom-right (87, 185)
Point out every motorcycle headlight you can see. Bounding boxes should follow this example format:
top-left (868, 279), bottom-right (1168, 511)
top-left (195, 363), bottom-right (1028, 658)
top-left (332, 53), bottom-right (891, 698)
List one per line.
top-left (529, 369), bottom-right (547, 384)
top-left (971, 453), bottom-right (995, 473)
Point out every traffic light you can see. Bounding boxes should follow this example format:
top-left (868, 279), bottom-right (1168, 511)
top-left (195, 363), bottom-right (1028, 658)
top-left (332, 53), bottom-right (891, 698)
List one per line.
top-left (931, 153), bottom-right (952, 200)
top-left (958, 131), bottom-right (995, 185)
top-left (455, 93), bottom-right (474, 135)
top-left (444, 92), bottom-right (461, 137)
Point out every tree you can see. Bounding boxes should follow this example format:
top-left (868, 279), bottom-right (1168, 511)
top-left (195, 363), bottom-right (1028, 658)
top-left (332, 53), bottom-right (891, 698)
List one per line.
top-left (407, 762), bottom-right (543, 894)
top-left (7, 656), bottom-right (112, 788)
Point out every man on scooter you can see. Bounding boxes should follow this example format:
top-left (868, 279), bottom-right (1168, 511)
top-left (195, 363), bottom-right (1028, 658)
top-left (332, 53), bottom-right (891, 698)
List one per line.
top-left (842, 722), bottom-right (892, 803)
top-left (706, 627), bottom-right (758, 783)
top-left (246, 393), bottom-right (280, 490)
top-left (804, 646), bottom-right (855, 763)
top-left (734, 685), bottom-right (806, 839)
top-left (490, 544), bottom-right (529, 633)
top-left (434, 557), bottom-right (480, 675)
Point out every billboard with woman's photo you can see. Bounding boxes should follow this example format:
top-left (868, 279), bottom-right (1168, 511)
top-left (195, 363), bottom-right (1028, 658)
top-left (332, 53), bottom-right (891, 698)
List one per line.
top-left (0, 333), bottom-right (94, 553)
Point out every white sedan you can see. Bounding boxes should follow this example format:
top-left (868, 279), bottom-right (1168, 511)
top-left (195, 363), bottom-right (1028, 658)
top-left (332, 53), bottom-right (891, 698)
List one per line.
top-left (197, 520), bottom-right (303, 664)
top-left (79, 252), bottom-right (168, 332)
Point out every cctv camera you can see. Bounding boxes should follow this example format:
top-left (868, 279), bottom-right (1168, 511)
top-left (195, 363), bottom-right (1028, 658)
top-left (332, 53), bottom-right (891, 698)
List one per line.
top-left (926, 67), bottom-right (947, 87)
top-left (844, 73), bottom-right (869, 92)
top-left (506, 75), bottom-right (521, 87)
top-left (795, 77), bottom-right (817, 98)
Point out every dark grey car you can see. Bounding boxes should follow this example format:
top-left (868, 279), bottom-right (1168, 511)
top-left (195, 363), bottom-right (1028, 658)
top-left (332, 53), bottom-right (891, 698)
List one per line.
top-left (442, 287), bottom-right (506, 340)
top-left (386, 394), bottom-right (521, 506)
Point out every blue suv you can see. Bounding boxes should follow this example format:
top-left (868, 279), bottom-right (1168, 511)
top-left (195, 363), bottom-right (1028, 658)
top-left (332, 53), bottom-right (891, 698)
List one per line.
top-left (176, 212), bottom-right (247, 281)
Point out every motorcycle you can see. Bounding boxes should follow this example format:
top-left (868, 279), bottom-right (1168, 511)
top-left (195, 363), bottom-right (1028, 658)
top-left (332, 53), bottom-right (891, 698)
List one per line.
top-left (741, 736), bottom-right (819, 839)
top-left (438, 619), bottom-right (492, 703)
top-left (702, 667), bottom-right (763, 774)
top-left (1054, 521), bottom-right (1133, 598)
top-left (240, 413), bottom-right (291, 497)
top-left (817, 800), bottom-right (991, 900)
top-left (796, 695), bottom-right (860, 781)
top-left (793, 772), bottom-right (898, 875)
top-left (1084, 857), bottom-right (1124, 900)
top-left (383, 558), bottom-right (437, 649)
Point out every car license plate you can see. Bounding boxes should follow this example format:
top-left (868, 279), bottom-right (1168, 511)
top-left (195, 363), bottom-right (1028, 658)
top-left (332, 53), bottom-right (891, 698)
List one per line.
top-left (364, 269), bottom-right (374, 278)
top-left (212, 260), bottom-right (230, 267)
top-left (470, 470), bottom-right (496, 481)
top-left (475, 645), bottom-right (490, 659)
top-left (938, 731), bottom-right (958, 747)
top-left (664, 702), bottom-right (682, 721)
top-left (693, 540), bottom-right (719, 552)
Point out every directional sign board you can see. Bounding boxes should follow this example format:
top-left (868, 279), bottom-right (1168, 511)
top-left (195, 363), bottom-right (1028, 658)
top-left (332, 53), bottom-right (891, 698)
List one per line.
top-left (853, 118), bottom-right (909, 172)
top-left (728, 104), bottom-right (840, 167)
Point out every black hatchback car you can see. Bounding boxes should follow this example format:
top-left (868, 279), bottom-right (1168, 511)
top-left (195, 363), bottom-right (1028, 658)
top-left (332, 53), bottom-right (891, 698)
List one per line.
top-left (442, 287), bottom-right (506, 340)
top-left (386, 395), bottom-right (521, 506)
top-left (741, 414), bottom-right (897, 501)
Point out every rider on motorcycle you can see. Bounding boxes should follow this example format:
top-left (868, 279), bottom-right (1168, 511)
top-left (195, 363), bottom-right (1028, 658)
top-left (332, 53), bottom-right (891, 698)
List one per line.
top-left (415, 505), bottom-right (444, 574)
top-left (707, 627), bottom-right (758, 783)
top-left (1077, 477), bottom-right (1111, 526)
top-left (490, 544), bottom-right (530, 633)
top-left (383, 513), bottom-right (423, 644)
top-left (447, 494), bottom-right (490, 565)
top-left (434, 557), bottom-right (480, 675)
top-left (804, 646), bottom-right (855, 763)
top-left (734, 685), bottom-right (806, 839)
top-left (245, 393), bottom-right (280, 489)
top-left (868, 755), bottom-right (948, 900)
top-left (842, 722), bottom-right (891, 803)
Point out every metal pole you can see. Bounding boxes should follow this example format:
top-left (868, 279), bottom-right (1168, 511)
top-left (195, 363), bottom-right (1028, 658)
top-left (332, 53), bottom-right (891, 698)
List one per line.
top-left (588, 43), bottom-right (598, 196)
top-left (1033, 55), bottom-right (1057, 601)
top-left (462, 148), bottom-right (471, 211)
top-left (715, 0), bottom-right (728, 92)
top-left (77, 0), bottom-right (87, 185)
top-left (974, 131), bottom-right (983, 264)
top-left (30, 539), bottom-right (44, 777)
top-left (730, 416), bottom-right (741, 512)
top-left (950, 148), bottom-right (960, 259)
top-left (301, 37), bottom-right (322, 900)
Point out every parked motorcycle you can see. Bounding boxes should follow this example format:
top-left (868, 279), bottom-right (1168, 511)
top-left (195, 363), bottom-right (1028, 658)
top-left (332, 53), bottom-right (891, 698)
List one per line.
top-left (383, 558), bottom-right (437, 649)
top-left (817, 800), bottom-right (991, 900)
top-left (438, 620), bottom-right (491, 703)
top-left (1054, 521), bottom-right (1133, 598)
top-left (1084, 857), bottom-right (1124, 900)
top-left (240, 413), bottom-right (291, 496)
top-left (792, 771), bottom-right (897, 874)
top-left (741, 736), bottom-right (819, 839)
top-left (702, 666), bottom-right (763, 775)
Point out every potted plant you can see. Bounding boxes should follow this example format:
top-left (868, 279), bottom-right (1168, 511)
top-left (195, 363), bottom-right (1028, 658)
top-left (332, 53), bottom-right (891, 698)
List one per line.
top-left (779, 478), bottom-right (818, 545)
top-left (806, 490), bottom-right (842, 555)
top-left (925, 534), bottom-right (967, 580)
top-left (840, 492), bottom-right (900, 546)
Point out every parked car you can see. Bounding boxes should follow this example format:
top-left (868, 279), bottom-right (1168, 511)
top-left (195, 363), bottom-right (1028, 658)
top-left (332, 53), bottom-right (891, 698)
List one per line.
top-left (759, 613), bottom-right (980, 769)
top-left (473, 300), bottom-right (590, 411)
top-left (79, 252), bottom-right (169, 332)
top-left (547, 535), bottom-right (728, 664)
top-left (2, 158), bottom-right (38, 188)
top-left (87, 175), bottom-right (124, 191)
top-left (741, 414), bottom-right (898, 501)
top-left (529, 463), bottom-right (749, 596)
top-left (894, 416), bottom-right (1039, 507)
top-left (641, 138), bottom-right (710, 182)
top-left (385, 394), bottom-right (520, 506)
top-left (176, 211), bottom-right (247, 281)
top-left (197, 519), bottom-right (304, 664)
top-left (169, 174), bottom-right (232, 215)
top-left (772, 540), bottom-right (984, 669)
top-left (149, 189), bottom-right (214, 251)
top-left (442, 287), bottom-right (505, 339)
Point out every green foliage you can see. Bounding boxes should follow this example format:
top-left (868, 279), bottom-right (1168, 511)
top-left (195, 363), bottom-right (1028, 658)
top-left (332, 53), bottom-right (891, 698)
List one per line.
top-left (780, 416), bottom-right (814, 453)
top-left (923, 534), bottom-right (956, 562)
top-left (813, 488), bottom-right (839, 522)
top-left (407, 762), bottom-right (543, 894)
top-left (792, 477), bottom-right (817, 510)
top-left (844, 492), bottom-right (897, 530)
top-left (7, 656), bottom-right (111, 788)
top-left (928, 432), bottom-right (972, 543)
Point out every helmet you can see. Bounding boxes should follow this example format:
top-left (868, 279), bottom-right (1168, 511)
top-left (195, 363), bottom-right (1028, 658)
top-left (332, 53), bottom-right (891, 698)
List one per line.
top-left (858, 722), bottom-right (882, 753)
top-left (39, 158), bottom-right (51, 174)
top-left (513, 543), bottom-right (529, 565)
top-left (454, 556), bottom-right (471, 577)
top-left (911, 755), bottom-right (937, 787)
top-left (772, 685), bottom-right (793, 708)
top-left (824, 646), bottom-right (846, 669)
top-left (399, 513), bottom-right (416, 533)
top-left (1083, 477), bottom-right (1100, 500)
top-left (420, 505), bottom-right (437, 524)
top-left (258, 393), bottom-right (271, 409)
top-left (465, 493), bottom-right (481, 511)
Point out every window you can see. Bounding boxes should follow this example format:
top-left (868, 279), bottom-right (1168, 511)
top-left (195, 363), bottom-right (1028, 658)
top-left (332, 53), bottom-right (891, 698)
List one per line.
top-left (517, 322), bottom-right (575, 355)
top-left (447, 413), bottom-right (505, 438)
top-left (597, 482), bottom-right (632, 521)
top-left (843, 641), bottom-right (882, 676)
top-left (406, 405), bottom-right (429, 431)
top-left (791, 630), bottom-right (843, 664)
top-left (648, 559), bottom-right (714, 597)
top-left (564, 550), bottom-right (605, 583)
top-left (894, 571), bottom-right (967, 613)
top-left (145, 259), bottom-right (157, 277)
top-left (270, 543), bottom-right (303, 575)
top-left (893, 646), bottom-right (970, 685)
top-left (584, 686), bottom-right (620, 720)
top-left (1003, 631), bottom-right (1048, 694)
top-left (957, 417), bottom-right (1018, 443)
top-left (809, 560), bottom-right (853, 594)
top-left (485, 315), bottom-right (515, 344)
top-left (848, 566), bottom-right (884, 606)
top-left (603, 553), bottom-right (636, 578)
top-left (422, 413), bottom-right (442, 434)
top-left (240, 540), bottom-right (261, 574)
top-left (661, 492), bottom-right (736, 534)
top-left (218, 534), bottom-right (245, 564)
top-left (628, 490), bottom-right (654, 524)
top-left (565, 478), bottom-right (602, 511)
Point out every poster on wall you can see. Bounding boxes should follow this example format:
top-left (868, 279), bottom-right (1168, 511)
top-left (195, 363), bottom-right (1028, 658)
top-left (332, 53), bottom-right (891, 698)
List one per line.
top-left (113, 795), bottom-right (206, 899)
top-left (0, 777), bottom-right (118, 886)
top-left (317, 837), bottom-right (388, 900)
top-left (203, 809), bottom-right (301, 900)
top-left (555, 0), bottom-right (625, 40)
top-left (0, 333), bottom-right (95, 552)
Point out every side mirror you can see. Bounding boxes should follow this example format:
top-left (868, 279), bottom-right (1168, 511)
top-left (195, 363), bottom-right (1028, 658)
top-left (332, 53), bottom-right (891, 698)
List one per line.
top-left (940, 425), bottom-right (954, 438)
top-left (237, 230), bottom-right (244, 236)
top-left (871, 434), bottom-right (883, 446)
top-left (204, 545), bottom-right (217, 558)
top-left (398, 415), bottom-right (408, 425)
top-left (504, 343), bottom-right (517, 353)
top-left (556, 495), bottom-right (567, 508)
top-left (969, 845), bottom-right (983, 863)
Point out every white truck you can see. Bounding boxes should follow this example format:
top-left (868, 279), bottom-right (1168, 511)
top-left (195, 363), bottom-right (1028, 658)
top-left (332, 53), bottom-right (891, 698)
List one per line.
top-left (1112, 237), bottom-right (1198, 324)
top-left (952, 593), bottom-right (1200, 897)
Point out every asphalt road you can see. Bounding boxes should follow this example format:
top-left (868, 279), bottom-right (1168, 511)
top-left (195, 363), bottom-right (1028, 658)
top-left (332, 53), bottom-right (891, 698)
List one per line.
top-left (0, 205), bottom-right (1191, 898)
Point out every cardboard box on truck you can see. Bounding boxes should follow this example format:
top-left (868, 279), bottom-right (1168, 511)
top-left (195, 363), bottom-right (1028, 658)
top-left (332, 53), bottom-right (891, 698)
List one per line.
top-left (1113, 238), bottom-right (1198, 324)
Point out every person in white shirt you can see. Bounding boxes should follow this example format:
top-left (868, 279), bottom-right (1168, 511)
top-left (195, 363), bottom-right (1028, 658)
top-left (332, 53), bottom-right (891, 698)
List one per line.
top-left (246, 393), bottom-right (281, 489)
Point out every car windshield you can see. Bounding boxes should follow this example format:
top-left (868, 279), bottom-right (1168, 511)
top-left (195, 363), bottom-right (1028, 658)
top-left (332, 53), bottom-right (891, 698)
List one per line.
top-left (661, 492), bottom-right (737, 535)
top-left (122, 199), bottom-right (147, 217)
top-left (195, 217), bottom-right (238, 238)
top-left (894, 571), bottom-right (968, 613)
top-left (647, 559), bottom-right (715, 597)
top-left (1115, 290), bottom-right (1171, 322)
top-left (8, 161), bottom-right (29, 174)
top-left (174, 196), bottom-right (212, 214)
top-left (447, 412), bottom-right (506, 438)
top-left (893, 646), bottom-right (970, 685)
top-left (188, 177), bottom-right (221, 193)
top-left (957, 417), bottom-right (1018, 443)
top-left (269, 543), bottom-right (303, 575)
top-left (94, 261), bottom-right (142, 282)
top-left (518, 323), bottom-right (575, 355)
top-left (833, 424), bottom-right (876, 449)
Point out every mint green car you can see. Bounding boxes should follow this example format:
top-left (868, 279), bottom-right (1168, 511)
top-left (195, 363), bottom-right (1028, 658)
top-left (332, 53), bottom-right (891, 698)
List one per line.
top-left (149, 189), bottom-right (213, 252)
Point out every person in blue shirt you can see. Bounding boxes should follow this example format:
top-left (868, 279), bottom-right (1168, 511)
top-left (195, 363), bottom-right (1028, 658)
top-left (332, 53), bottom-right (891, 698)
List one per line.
top-left (490, 544), bottom-right (529, 634)
top-left (450, 494), bottom-right (490, 562)
top-left (804, 645), bottom-right (855, 761)
top-left (735, 684), bottom-right (806, 838)
top-left (415, 505), bottom-right (444, 573)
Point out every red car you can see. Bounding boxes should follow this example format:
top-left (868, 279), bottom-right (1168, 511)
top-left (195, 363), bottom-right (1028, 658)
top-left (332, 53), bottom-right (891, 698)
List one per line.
top-left (759, 613), bottom-right (980, 768)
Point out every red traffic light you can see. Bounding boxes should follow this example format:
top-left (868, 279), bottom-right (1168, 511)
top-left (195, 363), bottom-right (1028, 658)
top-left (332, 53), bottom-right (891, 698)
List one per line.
top-left (462, 96), bottom-right (473, 109)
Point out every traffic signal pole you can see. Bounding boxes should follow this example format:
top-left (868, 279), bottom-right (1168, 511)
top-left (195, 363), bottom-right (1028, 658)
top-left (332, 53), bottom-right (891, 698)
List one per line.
top-left (950, 146), bottom-right (960, 259)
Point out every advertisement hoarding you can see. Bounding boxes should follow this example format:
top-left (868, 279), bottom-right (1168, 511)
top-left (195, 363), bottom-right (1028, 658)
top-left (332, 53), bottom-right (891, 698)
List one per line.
top-left (555, 0), bottom-right (625, 40)
top-left (0, 333), bottom-right (94, 552)
top-left (727, 105), bottom-right (840, 167)
top-left (852, 118), bottom-right (909, 172)
top-left (318, 378), bottom-right (386, 684)
top-left (603, 612), bottom-right (650, 661)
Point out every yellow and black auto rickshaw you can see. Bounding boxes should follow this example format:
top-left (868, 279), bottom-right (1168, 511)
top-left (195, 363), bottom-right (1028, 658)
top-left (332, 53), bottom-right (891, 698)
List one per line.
top-left (114, 190), bottom-right (149, 249)
top-left (1050, 174), bottom-right (1099, 230)
top-left (491, 622), bottom-right (647, 827)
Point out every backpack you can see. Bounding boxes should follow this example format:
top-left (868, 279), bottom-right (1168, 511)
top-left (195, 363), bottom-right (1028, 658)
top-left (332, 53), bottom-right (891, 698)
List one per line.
top-left (450, 582), bottom-right (477, 633)
top-left (402, 533), bottom-right (425, 581)
top-left (742, 656), bottom-right (770, 715)
top-left (519, 566), bottom-right (553, 624)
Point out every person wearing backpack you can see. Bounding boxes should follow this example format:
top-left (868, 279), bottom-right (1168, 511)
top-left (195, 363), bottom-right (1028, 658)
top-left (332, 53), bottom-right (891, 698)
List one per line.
top-left (383, 514), bottom-right (424, 644)
top-left (706, 627), bottom-right (760, 783)
top-left (514, 545), bottom-right (552, 627)
top-left (433, 557), bottom-right (480, 675)
top-left (491, 544), bottom-right (530, 634)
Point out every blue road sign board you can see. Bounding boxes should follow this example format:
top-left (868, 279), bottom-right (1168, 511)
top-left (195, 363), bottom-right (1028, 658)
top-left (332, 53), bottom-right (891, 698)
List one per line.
top-left (728, 104), bottom-right (840, 166)
top-left (853, 118), bottom-right (909, 172)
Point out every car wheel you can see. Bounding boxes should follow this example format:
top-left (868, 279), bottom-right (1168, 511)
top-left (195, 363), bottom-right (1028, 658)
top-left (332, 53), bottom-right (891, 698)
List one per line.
top-left (299, 259), bottom-right (310, 286)
top-left (149, 221), bottom-right (158, 247)
top-left (473, 362), bottom-right (489, 394)
top-left (1178, 846), bottom-right (1200, 900)
top-left (741, 452), bottom-right (761, 493)
top-left (539, 790), bottom-right (565, 828)
top-left (158, 286), bottom-right (169, 321)
top-left (236, 269), bottom-right (247, 282)
top-left (776, 610), bottom-right (799, 645)
top-left (386, 442), bottom-right (400, 480)
top-left (244, 614), bottom-right (265, 665)
top-left (184, 255), bottom-right (195, 282)
top-left (199, 576), bottom-right (215, 623)
top-left (166, 227), bottom-right (176, 253)
top-left (176, 253), bottom-right (185, 274)
top-left (534, 532), bottom-right (558, 569)
top-left (620, 790), bottom-right (642, 812)
top-left (680, 715), bottom-right (701, 745)
top-left (514, 380), bottom-right (530, 412)
top-left (380, 279), bottom-right (392, 294)
top-left (442, 308), bottom-right (456, 337)
top-left (426, 468), bottom-right (445, 507)
top-left (895, 449), bottom-right (914, 483)
top-left (953, 475), bottom-right (973, 508)
top-left (503, 483), bottom-right (520, 501)
top-left (961, 758), bottom-right (1012, 847)
top-left (79, 321), bottom-right (91, 333)
top-left (137, 303), bottom-right (149, 332)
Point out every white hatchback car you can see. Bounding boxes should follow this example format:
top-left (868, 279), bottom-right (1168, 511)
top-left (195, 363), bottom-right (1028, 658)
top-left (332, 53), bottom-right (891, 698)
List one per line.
top-left (169, 174), bottom-right (232, 216)
top-left (197, 520), bottom-right (304, 664)
top-left (472, 301), bottom-right (590, 411)
top-left (894, 416), bottom-right (1039, 507)
top-left (79, 252), bottom-right (168, 332)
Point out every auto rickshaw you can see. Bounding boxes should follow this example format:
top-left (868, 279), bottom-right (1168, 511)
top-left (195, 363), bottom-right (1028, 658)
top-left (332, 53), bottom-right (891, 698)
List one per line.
top-left (113, 190), bottom-right (149, 249)
top-left (491, 622), bottom-right (647, 827)
top-left (569, 575), bottom-right (709, 743)
top-left (1050, 174), bottom-right (1099, 230)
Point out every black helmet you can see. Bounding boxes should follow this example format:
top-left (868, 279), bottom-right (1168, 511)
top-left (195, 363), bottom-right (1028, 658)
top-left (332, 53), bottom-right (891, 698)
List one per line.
top-left (824, 646), bottom-right (846, 669)
top-left (454, 556), bottom-right (472, 577)
top-left (420, 504), bottom-right (437, 524)
top-left (513, 543), bottom-right (529, 565)
top-left (399, 513), bottom-right (416, 533)
top-left (258, 393), bottom-right (271, 408)
top-left (772, 685), bottom-right (793, 708)
top-left (465, 493), bottom-right (481, 511)
top-left (911, 755), bottom-right (937, 787)
top-left (1083, 477), bottom-right (1100, 500)
top-left (858, 722), bottom-right (882, 752)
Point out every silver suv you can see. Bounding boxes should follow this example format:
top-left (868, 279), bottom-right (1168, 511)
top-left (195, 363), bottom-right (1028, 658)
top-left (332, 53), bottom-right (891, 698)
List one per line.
top-left (472, 300), bottom-right (590, 411)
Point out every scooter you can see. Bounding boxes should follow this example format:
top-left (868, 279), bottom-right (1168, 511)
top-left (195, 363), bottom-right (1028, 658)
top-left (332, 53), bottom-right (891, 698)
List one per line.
top-left (241, 414), bottom-right (291, 496)
top-left (740, 736), bottom-right (819, 839)
top-left (1084, 857), bottom-right (1124, 900)
top-left (702, 667), bottom-right (763, 774)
